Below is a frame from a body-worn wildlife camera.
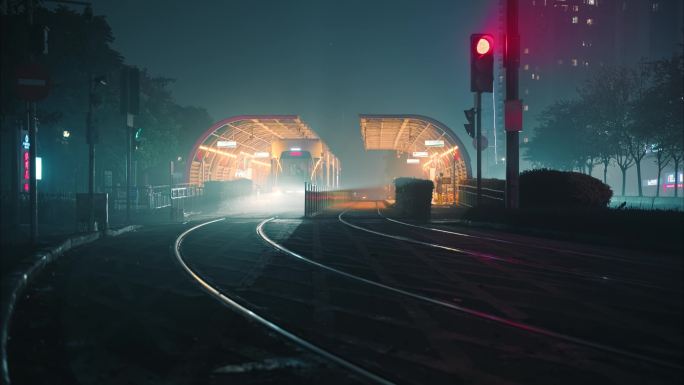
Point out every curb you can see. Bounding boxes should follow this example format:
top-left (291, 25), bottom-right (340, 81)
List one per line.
top-left (0, 225), bottom-right (141, 385)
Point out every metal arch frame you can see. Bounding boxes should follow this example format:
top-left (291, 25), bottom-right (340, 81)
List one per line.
top-left (359, 114), bottom-right (473, 179)
top-left (185, 115), bottom-right (340, 188)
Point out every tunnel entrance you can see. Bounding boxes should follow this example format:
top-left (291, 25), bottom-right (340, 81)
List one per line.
top-left (186, 115), bottom-right (340, 192)
top-left (360, 115), bottom-right (472, 205)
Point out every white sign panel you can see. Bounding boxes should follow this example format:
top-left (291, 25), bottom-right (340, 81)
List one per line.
top-left (217, 140), bottom-right (237, 148)
top-left (412, 151), bottom-right (428, 158)
top-left (254, 152), bottom-right (270, 158)
top-left (36, 157), bottom-right (42, 180)
top-left (425, 140), bottom-right (444, 147)
top-left (406, 158), bottom-right (420, 164)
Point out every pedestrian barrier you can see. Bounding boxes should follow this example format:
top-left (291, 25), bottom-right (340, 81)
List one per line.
top-left (457, 184), bottom-right (505, 208)
top-left (304, 182), bottom-right (352, 217)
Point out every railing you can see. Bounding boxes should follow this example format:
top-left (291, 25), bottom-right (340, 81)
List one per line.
top-left (304, 182), bottom-right (352, 217)
top-left (457, 184), bottom-right (505, 208)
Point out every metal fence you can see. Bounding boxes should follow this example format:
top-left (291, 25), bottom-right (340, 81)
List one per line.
top-left (304, 182), bottom-right (352, 217)
top-left (457, 184), bottom-right (505, 208)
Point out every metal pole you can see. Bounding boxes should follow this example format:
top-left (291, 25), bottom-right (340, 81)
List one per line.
top-left (87, 74), bottom-right (95, 231)
top-left (476, 91), bottom-right (482, 207)
top-left (452, 155), bottom-right (456, 205)
top-left (126, 117), bottom-right (132, 223)
top-left (505, 0), bottom-right (520, 209)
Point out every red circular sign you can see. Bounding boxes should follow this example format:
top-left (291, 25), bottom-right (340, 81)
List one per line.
top-left (16, 63), bottom-right (50, 101)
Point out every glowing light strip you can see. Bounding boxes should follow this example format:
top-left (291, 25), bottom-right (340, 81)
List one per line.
top-left (422, 146), bottom-right (459, 169)
top-left (199, 145), bottom-right (237, 158)
top-left (310, 158), bottom-right (323, 180)
top-left (250, 159), bottom-right (271, 167)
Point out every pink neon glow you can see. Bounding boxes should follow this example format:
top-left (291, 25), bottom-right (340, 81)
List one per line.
top-left (289, 151), bottom-right (302, 157)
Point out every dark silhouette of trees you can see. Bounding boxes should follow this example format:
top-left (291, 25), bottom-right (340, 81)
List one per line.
top-left (1, 5), bottom-right (213, 192)
top-left (526, 56), bottom-right (683, 197)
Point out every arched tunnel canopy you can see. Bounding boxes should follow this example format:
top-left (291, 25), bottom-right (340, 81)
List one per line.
top-left (187, 115), bottom-right (340, 189)
top-left (360, 114), bottom-right (472, 203)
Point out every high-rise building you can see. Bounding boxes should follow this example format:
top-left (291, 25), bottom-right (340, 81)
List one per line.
top-left (512, 0), bottom-right (683, 138)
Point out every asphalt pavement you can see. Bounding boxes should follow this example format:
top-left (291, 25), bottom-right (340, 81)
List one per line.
top-left (4, 202), bottom-right (683, 385)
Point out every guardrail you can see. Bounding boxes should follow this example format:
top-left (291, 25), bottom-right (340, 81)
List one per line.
top-left (304, 183), bottom-right (352, 217)
top-left (457, 184), bottom-right (505, 208)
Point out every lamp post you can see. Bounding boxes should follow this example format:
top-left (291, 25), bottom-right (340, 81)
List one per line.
top-left (87, 74), bottom-right (107, 231)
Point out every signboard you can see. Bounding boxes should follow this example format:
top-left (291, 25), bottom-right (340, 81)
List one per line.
top-left (254, 152), bottom-right (270, 158)
top-left (20, 130), bottom-right (30, 192)
top-left (16, 63), bottom-right (50, 101)
top-left (217, 140), bottom-right (237, 148)
top-left (412, 151), bottom-right (428, 158)
top-left (441, 177), bottom-right (451, 184)
top-left (425, 140), bottom-right (444, 147)
top-left (505, 99), bottom-right (523, 132)
top-left (473, 135), bottom-right (488, 151)
top-left (406, 158), bottom-right (420, 164)
top-left (36, 157), bottom-right (42, 180)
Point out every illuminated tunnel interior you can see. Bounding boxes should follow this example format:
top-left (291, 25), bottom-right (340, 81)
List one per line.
top-left (186, 115), bottom-right (341, 192)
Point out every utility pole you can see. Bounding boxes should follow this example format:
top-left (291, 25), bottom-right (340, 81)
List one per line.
top-left (475, 91), bottom-right (482, 206)
top-left (27, 0), bottom-right (38, 243)
top-left (505, 0), bottom-right (522, 209)
top-left (469, 33), bottom-right (494, 206)
top-left (87, 73), bottom-right (96, 231)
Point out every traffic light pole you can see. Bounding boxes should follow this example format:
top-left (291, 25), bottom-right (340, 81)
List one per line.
top-left (475, 91), bottom-right (482, 206)
top-left (126, 119), bottom-right (132, 223)
top-left (505, 0), bottom-right (520, 209)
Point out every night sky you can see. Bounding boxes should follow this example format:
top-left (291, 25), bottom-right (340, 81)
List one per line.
top-left (89, 0), bottom-right (496, 186)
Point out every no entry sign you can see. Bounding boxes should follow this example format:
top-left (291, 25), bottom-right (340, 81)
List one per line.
top-left (16, 63), bottom-right (50, 101)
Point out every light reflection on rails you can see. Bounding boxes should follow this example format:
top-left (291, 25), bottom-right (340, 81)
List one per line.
top-left (174, 218), bottom-right (395, 385)
top-left (338, 207), bottom-right (667, 291)
top-left (257, 217), bottom-right (681, 370)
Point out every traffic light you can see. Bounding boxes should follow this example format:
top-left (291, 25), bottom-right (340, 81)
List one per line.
top-left (470, 34), bottom-right (494, 93)
top-left (464, 108), bottom-right (475, 138)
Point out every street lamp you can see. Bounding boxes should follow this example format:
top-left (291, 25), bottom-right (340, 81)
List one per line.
top-left (86, 74), bottom-right (107, 231)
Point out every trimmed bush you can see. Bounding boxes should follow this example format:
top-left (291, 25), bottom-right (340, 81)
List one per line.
top-left (394, 177), bottom-right (434, 221)
top-left (519, 169), bottom-right (612, 208)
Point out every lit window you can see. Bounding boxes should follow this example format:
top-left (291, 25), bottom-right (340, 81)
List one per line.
top-left (587, 0), bottom-right (596, 5)
top-left (586, 18), bottom-right (594, 25)
top-left (536, 74), bottom-right (541, 80)
top-left (584, 61), bottom-right (590, 66)
top-left (523, 137), bottom-right (529, 143)
top-left (524, 88), bottom-right (529, 95)
top-left (524, 64), bottom-right (530, 70)
top-left (571, 58), bottom-right (578, 66)
top-left (573, 5), bottom-right (579, 11)
top-left (652, 2), bottom-right (659, 11)
top-left (524, 105), bottom-right (529, 111)
top-left (524, 48), bottom-right (530, 54)
top-left (572, 16), bottom-right (579, 23)
top-left (531, 73), bottom-right (535, 79)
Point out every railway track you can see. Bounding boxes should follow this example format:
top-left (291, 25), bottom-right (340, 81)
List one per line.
top-left (338, 208), bottom-right (674, 291)
top-left (174, 210), bottom-right (682, 384)
top-left (174, 217), bottom-right (395, 385)
top-left (258, 216), bottom-right (682, 371)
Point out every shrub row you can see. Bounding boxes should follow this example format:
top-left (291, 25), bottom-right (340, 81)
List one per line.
top-left (394, 177), bottom-right (434, 221)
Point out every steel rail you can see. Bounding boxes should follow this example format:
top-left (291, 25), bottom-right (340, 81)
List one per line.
top-left (174, 218), bottom-right (394, 385)
top-left (377, 208), bottom-right (671, 284)
top-left (379, 207), bottom-right (665, 267)
top-left (341, 208), bottom-right (666, 290)
top-left (258, 217), bottom-right (682, 370)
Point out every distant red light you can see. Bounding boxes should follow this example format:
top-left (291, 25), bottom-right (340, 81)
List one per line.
top-left (289, 151), bottom-right (302, 157)
top-left (476, 37), bottom-right (492, 55)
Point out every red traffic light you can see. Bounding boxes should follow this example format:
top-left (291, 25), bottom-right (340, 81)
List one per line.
top-left (476, 36), bottom-right (492, 55)
top-left (470, 33), bottom-right (494, 93)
